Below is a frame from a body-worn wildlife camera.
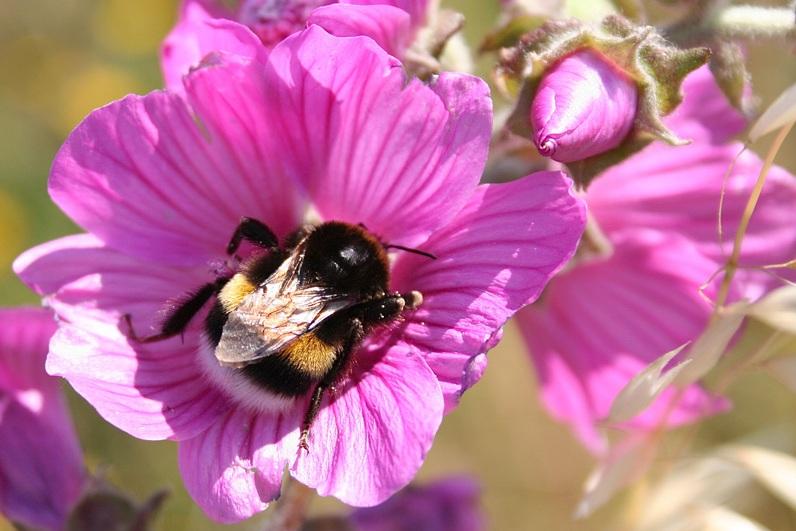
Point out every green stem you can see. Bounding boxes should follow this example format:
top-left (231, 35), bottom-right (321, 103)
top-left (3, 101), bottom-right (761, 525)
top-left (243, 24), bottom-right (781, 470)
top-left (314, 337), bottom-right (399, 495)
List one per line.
top-left (709, 5), bottom-right (796, 39)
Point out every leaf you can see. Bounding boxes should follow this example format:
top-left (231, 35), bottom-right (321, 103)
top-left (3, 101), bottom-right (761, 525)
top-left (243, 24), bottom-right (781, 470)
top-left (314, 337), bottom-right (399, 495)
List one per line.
top-left (575, 434), bottom-right (654, 518)
top-left (674, 303), bottom-right (749, 386)
top-left (764, 357), bottom-right (796, 392)
top-left (607, 343), bottom-right (690, 423)
top-left (749, 82), bottom-right (796, 142)
top-left (719, 445), bottom-right (796, 510)
top-left (750, 286), bottom-right (796, 335)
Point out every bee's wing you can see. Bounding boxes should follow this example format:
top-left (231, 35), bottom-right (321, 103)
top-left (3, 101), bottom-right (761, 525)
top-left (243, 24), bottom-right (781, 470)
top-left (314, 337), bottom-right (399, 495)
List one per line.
top-left (214, 260), bottom-right (352, 368)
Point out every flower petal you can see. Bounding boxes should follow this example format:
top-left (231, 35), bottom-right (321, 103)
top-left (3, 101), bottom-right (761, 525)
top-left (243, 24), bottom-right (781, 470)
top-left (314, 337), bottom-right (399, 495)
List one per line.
top-left (308, 4), bottom-right (413, 58)
top-left (0, 400), bottom-right (85, 530)
top-left (589, 142), bottom-right (796, 285)
top-left (665, 65), bottom-right (746, 144)
top-left (0, 308), bottom-right (84, 531)
top-left (518, 232), bottom-right (730, 453)
top-left (344, 0), bottom-right (429, 26)
top-left (161, 0), bottom-right (263, 92)
top-left (0, 308), bottom-right (57, 393)
top-left (264, 25), bottom-right (492, 245)
top-left (291, 339), bottom-right (443, 506)
top-left (178, 406), bottom-right (301, 523)
top-left (50, 55), bottom-right (304, 267)
top-left (391, 171), bottom-right (586, 411)
top-left (349, 476), bottom-right (483, 531)
top-left (16, 235), bottom-right (229, 440)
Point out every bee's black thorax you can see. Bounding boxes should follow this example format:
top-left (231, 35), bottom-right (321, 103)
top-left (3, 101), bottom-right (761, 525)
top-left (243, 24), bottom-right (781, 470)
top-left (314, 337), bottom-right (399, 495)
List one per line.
top-left (298, 222), bottom-right (390, 300)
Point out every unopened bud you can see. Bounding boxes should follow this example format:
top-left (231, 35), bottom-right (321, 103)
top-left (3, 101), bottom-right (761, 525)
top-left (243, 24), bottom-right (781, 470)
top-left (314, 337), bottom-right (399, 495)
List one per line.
top-left (497, 16), bottom-right (710, 185)
top-left (531, 49), bottom-right (637, 162)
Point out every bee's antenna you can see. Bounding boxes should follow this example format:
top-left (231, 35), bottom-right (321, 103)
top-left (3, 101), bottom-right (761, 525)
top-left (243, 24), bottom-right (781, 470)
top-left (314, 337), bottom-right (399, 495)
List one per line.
top-left (384, 244), bottom-right (437, 260)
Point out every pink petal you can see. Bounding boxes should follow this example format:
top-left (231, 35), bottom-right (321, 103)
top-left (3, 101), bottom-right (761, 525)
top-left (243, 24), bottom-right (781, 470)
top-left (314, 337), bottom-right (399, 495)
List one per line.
top-left (664, 65), bottom-right (746, 144)
top-left (349, 476), bottom-right (483, 531)
top-left (308, 4), bottom-right (413, 58)
top-left (264, 26), bottom-right (492, 246)
top-left (344, 0), bottom-right (429, 26)
top-left (291, 339), bottom-right (443, 506)
top-left (391, 171), bottom-right (586, 411)
top-left (16, 235), bottom-right (229, 441)
top-left (518, 232), bottom-right (730, 453)
top-left (178, 406), bottom-right (301, 523)
top-left (49, 56), bottom-right (304, 267)
top-left (0, 308), bottom-right (57, 393)
top-left (531, 49), bottom-right (637, 162)
top-left (0, 308), bottom-right (84, 531)
top-left (0, 401), bottom-right (85, 530)
top-left (161, 0), bottom-right (264, 92)
top-left (589, 142), bottom-right (796, 285)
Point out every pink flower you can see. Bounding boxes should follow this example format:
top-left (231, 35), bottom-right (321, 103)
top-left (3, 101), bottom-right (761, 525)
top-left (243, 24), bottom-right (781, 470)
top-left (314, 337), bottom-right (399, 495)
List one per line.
top-left (348, 476), bottom-right (483, 531)
top-left (0, 307), bottom-right (85, 530)
top-left (518, 66), bottom-right (796, 453)
top-left (15, 27), bottom-right (585, 522)
top-left (161, 0), bottom-right (429, 91)
top-left (531, 49), bottom-right (637, 162)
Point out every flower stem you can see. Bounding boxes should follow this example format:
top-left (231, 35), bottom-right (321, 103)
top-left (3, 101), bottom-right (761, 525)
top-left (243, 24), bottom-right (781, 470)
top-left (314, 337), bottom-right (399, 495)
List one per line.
top-left (265, 478), bottom-right (315, 531)
top-left (713, 121), bottom-right (795, 316)
top-left (710, 5), bottom-right (796, 39)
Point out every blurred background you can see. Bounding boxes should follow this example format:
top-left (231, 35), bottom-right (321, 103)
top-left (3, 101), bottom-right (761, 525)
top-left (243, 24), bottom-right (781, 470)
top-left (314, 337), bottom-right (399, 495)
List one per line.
top-left (1, 0), bottom-right (795, 529)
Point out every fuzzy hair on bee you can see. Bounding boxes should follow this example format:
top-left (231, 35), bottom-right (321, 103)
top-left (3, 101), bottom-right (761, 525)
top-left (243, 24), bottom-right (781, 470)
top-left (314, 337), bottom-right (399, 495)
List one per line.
top-left (124, 218), bottom-right (429, 451)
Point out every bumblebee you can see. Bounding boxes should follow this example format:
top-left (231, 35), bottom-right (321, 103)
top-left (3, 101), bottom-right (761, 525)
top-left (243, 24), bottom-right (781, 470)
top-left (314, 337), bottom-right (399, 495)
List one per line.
top-left (125, 217), bottom-right (430, 450)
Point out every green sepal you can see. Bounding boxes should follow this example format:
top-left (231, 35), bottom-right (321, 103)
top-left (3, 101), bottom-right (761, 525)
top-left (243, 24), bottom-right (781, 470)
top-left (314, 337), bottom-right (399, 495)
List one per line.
top-left (708, 40), bottom-right (751, 115)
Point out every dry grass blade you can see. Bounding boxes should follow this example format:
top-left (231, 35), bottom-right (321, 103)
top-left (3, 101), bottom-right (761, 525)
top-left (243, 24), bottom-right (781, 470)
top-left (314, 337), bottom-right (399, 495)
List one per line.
top-left (607, 344), bottom-right (690, 424)
top-left (674, 302), bottom-right (749, 387)
top-left (763, 356), bottom-right (796, 392)
top-left (749, 82), bottom-right (796, 142)
top-left (575, 434), bottom-right (655, 519)
top-left (750, 286), bottom-right (796, 335)
top-left (718, 445), bottom-right (796, 510)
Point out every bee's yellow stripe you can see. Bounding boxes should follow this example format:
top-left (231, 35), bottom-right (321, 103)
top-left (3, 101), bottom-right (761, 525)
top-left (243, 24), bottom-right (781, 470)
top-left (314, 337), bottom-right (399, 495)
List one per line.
top-left (281, 333), bottom-right (337, 378)
top-left (218, 273), bottom-right (256, 313)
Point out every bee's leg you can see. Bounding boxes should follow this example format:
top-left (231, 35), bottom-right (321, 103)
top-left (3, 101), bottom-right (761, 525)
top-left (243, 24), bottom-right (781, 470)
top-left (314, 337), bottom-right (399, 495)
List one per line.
top-left (359, 294), bottom-right (416, 324)
top-left (299, 319), bottom-right (366, 453)
top-left (123, 277), bottom-right (228, 343)
top-left (282, 223), bottom-right (316, 251)
top-left (226, 216), bottom-right (279, 255)
top-left (298, 384), bottom-right (326, 454)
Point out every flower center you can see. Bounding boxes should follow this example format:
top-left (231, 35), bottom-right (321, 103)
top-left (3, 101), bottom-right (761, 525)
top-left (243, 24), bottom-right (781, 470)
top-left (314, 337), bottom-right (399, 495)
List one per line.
top-left (237, 0), bottom-right (335, 45)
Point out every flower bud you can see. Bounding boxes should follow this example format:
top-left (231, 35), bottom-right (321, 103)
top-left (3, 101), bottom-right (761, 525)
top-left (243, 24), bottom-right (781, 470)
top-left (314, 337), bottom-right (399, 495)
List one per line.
top-left (531, 49), bottom-right (637, 163)
top-left (497, 16), bottom-right (710, 186)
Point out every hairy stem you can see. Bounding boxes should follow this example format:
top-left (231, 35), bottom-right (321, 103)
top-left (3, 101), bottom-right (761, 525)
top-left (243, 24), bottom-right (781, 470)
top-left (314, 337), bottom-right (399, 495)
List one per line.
top-left (710, 5), bottom-right (796, 39)
top-left (265, 478), bottom-right (315, 531)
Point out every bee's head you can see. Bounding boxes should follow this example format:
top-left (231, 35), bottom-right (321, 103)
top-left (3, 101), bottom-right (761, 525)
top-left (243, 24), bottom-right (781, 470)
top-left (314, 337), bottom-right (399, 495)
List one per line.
top-left (301, 222), bottom-right (389, 297)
